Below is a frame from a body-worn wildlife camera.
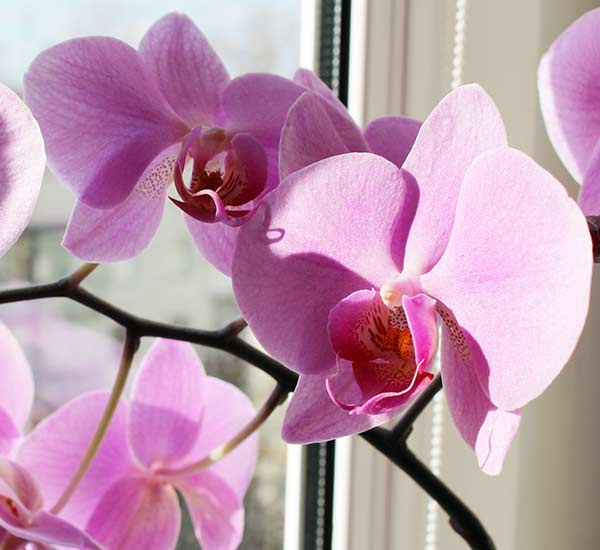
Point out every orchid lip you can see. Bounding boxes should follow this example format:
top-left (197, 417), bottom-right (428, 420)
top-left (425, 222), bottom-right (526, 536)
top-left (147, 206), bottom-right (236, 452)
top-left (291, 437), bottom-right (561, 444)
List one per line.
top-left (325, 354), bottom-right (427, 415)
top-left (326, 287), bottom-right (438, 416)
top-left (0, 495), bottom-right (21, 521)
top-left (172, 128), bottom-right (268, 225)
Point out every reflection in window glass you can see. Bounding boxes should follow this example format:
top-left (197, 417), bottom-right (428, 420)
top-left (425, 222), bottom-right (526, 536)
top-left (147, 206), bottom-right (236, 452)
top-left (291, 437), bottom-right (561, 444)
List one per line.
top-left (0, 2), bottom-right (300, 548)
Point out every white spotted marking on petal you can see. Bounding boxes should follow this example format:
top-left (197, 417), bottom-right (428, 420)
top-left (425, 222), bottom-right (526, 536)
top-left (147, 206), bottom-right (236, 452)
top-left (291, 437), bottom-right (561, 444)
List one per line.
top-left (135, 154), bottom-right (177, 200)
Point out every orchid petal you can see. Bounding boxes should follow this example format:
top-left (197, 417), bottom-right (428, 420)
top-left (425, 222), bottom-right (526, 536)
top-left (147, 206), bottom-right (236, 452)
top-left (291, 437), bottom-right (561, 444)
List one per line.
top-left (291, 69), bottom-right (367, 152)
top-left (219, 133), bottom-right (268, 206)
top-left (402, 84), bottom-right (507, 274)
top-left (24, 37), bottom-right (188, 208)
top-left (139, 13), bottom-right (230, 126)
top-left (62, 145), bottom-right (177, 261)
top-left (282, 373), bottom-right (399, 443)
top-left (171, 188), bottom-right (228, 224)
top-left (440, 323), bottom-right (520, 475)
top-left (328, 289), bottom-right (437, 370)
top-left (328, 289), bottom-right (383, 362)
top-left (538, 8), bottom-right (600, 183)
top-left (171, 131), bottom-right (265, 227)
top-left (0, 85), bottom-right (44, 257)
top-left (0, 489), bottom-right (31, 533)
top-left (85, 476), bottom-right (180, 550)
top-left (318, 100), bottom-right (368, 154)
top-left (326, 289), bottom-right (434, 415)
top-left (279, 93), bottom-right (350, 180)
top-left (0, 457), bottom-right (42, 514)
top-left (17, 393), bottom-right (131, 528)
top-left (6, 511), bottom-right (105, 549)
top-left (183, 377), bottom-right (258, 498)
top-left (0, 459), bottom-right (104, 549)
top-left (579, 140), bottom-right (600, 215)
top-left (364, 115), bottom-right (421, 169)
top-left (176, 471), bottom-right (243, 550)
top-left (402, 293), bottom-right (438, 368)
top-left (185, 216), bottom-right (239, 276)
top-left (129, 340), bottom-right (205, 468)
top-left (223, 73), bottom-right (306, 151)
top-left (293, 68), bottom-right (347, 113)
top-left (326, 358), bottom-right (432, 415)
top-left (0, 410), bottom-right (19, 455)
top-left (422, 148), bottom-right (592, 410)
top-left (224, 73), bottom-right (365, 192)
top-left (0, 322), bottom-right (34, 431)
top-left (233, 153), bottom-right (410, 375)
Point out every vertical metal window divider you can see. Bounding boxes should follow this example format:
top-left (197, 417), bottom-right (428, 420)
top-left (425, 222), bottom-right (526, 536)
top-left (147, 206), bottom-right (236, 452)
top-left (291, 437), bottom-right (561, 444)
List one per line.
top-left (302, 2), bottom-right (351, 550)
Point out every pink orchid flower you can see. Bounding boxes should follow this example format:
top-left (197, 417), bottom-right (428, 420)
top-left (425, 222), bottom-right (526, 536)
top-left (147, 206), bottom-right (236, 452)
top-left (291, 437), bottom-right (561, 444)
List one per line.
top-left (0, 458), bottom-right (104, 550)
top-left (18, 339), bottom-right (258, 549)
top-left (0, 324), bottom-right (104, 549)
top-left (0, 84), bottom-right (44, 259)
top-left (24, 13), bottom-right (363, 275)
top-left (232, 85), bottom-right (592, 474)
top-left (539, 7), bottom-right (600, 214)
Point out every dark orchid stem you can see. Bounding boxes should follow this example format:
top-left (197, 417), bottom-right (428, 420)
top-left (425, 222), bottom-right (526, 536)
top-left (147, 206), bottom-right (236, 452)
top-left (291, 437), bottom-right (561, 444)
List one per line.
top-left (360, 427), bottom-right (495, 549)
top-left (50, 329), bottom-right (140, 514)
top-left (389, 373), bottom-right (444, 442)
top-left (0, 275), bottom-right (297, 389)
top-left (0, 267), bottom-right (491, 548)
top-left (587, 216), bottom-right (600, 262)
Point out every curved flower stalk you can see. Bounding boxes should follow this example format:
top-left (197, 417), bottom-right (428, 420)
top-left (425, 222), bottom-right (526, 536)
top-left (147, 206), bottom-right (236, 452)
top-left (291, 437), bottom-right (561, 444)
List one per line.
top-left (24, 13), bottom-right (364, 275)
top-left (233, 84), bottom-right (592, 475)
top-left (539, 7), bottom-right (600, 214)
top-left (0, 84), bottom-right (45, 259)
top-left (18, 339), bottom-right (258, 550)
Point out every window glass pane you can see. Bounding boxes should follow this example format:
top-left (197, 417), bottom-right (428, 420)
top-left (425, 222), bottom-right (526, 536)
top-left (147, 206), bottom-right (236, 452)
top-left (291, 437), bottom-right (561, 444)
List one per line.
top-left (0, 2), bottom-right (300, 548)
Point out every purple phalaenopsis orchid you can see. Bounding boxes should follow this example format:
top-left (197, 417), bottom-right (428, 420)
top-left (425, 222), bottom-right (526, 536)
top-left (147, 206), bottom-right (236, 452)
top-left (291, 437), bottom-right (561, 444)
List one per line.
top-left (539, 7), bottom-right (600, 214)
top-left (233, 85), bottom-right (592, 475)
top-left (24, 13), bottom-right (366, 275)
top-left (0, 458), bottom-right (105, 550)
top-left (0, 84), bottom-right (44, 259)
top-left (18, 339), bottom-right (258, 550)
top-left (0, 324), bottom-right (104, 550)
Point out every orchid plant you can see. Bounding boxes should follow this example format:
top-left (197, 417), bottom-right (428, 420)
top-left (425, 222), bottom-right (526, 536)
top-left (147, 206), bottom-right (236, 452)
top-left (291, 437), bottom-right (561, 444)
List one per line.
top-left (0, 8), bottom-right (596, 550)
